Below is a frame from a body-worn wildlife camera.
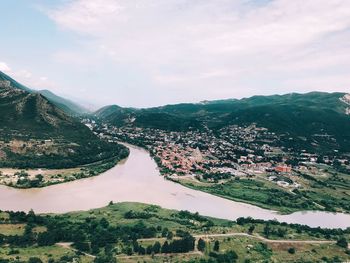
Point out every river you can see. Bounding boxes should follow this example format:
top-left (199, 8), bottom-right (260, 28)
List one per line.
top-left (0, 144), bottom-right (349, 229)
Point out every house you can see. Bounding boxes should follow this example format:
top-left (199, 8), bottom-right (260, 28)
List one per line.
top-left (275, 165), bottom-right (291, 173)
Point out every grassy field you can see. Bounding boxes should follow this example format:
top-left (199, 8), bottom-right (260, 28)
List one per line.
top-left (60, 202), bottom-right (345, 240)
top-left (178, 177), bottom-right (311, 214)
top-left (177, 168), bottom-right (350, 214)
top-left (0, 202), bottom-right (349, 263)
top-left (0, 224), bottom-right (25, 236)
top-left (202, 236), bottom-right (349, 263)
top-left (62, 202), bottom-right (229, 230)
top-left (0, 246), bottom-right (92, 263)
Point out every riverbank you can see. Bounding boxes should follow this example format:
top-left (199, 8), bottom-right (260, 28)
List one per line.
top-left (172, 172), bottom-right (350, 215)
top-left (0, 144), bottom-right (349, 229)
top-left (128, 140), bottom-right (350, 215)
top-left (0, 151), bottom-right (129, 189)
top-left (169, 177), bottom-right (304, 215)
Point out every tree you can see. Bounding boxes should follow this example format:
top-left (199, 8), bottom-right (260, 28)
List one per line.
top-left (277, 228), bottom-right (287, 238)
top-left (248, 225), bottom-right (255, 235)
top-left (161, 241), bottom-right (170, 253)
top-left (146, 245), bottom-right (153, 255)
top-left (75, 241), bottom-right (90, 252)
top-left (288, 247), bottom-right (296, 254)
top-left (35, 174), bottom-right (43, 181)
top-left (162, 228), bottom-right (169, 237)
top-left (132, 241), bottom-right (139, 253)
top-left (213, 240), bottom-right (220, 252)
top-left (37, 232), bottom-right (56, 246)
top-left (197, 238), bottom-right (206, 252)
top-left (93, 253), bottom-right (116, 263)
top-left (100, 218), bottom-right (109, 228)
top-left (167, 231), bottom-right (174, 240)
top-left (153, 241), bottom-right (161, 254)
top-left (138, 245), bottom-right (146, 255)
top-left (215, 250), bottom-right (238, 263)
top-left (28, 258), bottom-right (43, 263)
top-left (125, 246), bottom-right (132, 256)
top-left (263, 224), bottom-right (271, 238)
top-left (336, 237), bottom-right (348, 248)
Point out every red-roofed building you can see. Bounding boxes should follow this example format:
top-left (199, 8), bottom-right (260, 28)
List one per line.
top-left (275, 165), bottom-right (292, 173)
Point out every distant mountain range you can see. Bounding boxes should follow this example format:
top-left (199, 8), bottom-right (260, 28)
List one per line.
top-left (0, 71), bottom-right (89, 116)
top-left (0, 71), bottom-right (127, 169)
top-left (95, 92), bottom-right (350, 153)
top-left (1, 69), bottom-right (349, 160)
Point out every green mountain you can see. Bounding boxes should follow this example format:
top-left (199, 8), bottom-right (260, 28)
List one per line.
top-left (0, 71), bottom-right (88, 116)
top-left (0, 72), bottom-right (128, 169)
top-left (38, 89), bottom-right (89, 116)
top-left (95, 105), bottom-right (134, 120)
top-left (0, 71), bottom-right (31, 92)
top-left (94, 105), bottom-right (201, 131)
top-left (95, 92), bottom-right (350, 153)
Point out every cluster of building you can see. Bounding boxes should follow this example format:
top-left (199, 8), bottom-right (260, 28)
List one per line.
top-left (83, 119), bottom-right (350, 189)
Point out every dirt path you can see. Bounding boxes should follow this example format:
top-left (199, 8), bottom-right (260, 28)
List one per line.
top-left (117, 251), bottom-right (202, 260)
top-left (193, 232), bottom-right (336, 244)
top-left (139, 232), bottom-right (336, 245)
top-left (56, 242), bottom-right (96, 258)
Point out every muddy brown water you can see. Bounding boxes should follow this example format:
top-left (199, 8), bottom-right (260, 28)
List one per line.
top-left (0, 144), bottom-right (349, 229)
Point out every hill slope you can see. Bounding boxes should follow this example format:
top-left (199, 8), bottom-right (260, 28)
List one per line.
top-left (0, 71), bottom-right (87, 116)
top-left (0, 74), bottom-right (128, 169)
top-left (95, 92), bottom-right (350, 153)
top-left (38, 89), bottom-right (89, 116)
top-left (0, 71), bottom-right (31, 92)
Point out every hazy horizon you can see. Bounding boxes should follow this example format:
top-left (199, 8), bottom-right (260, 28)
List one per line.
top-left (43, 89), bottom-right (350, 110)
top-left (2, 68), bottom-right (345, 110)
top-left (1, 0), bottom-right (350, 108)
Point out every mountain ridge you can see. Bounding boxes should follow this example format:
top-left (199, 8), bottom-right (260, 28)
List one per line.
top-left (95, 91), bottom-right (350, 153)
top-left (0, 72), bottom-right (128, 169)
top-left (38, 89), bottom-right (89, 116)
top-left (0, 71), bottom-right (88, 116)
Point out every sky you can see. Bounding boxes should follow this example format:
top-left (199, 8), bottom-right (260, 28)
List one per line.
top-left (1, 0), bottom-right (350, 108)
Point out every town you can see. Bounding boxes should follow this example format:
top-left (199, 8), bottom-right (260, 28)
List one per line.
top-left (84, 119), bottom-right (350, 194)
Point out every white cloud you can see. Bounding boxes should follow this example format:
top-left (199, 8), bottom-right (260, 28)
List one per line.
top-left (0, 62), bottom-right (11, 72)
top-left (0, 62), bottom-right (57, 91)
top-left (49, 0), bottom-right (124, 34)
top-left (15, 70), bottom-right (32, 79)
top-left (46, 0), bottom-right (350, 104)
top-left (284, 74), bottom-right (350, 93)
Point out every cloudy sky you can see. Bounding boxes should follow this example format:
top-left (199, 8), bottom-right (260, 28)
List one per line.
top-left (1, 0), bottom-right (350, 108)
